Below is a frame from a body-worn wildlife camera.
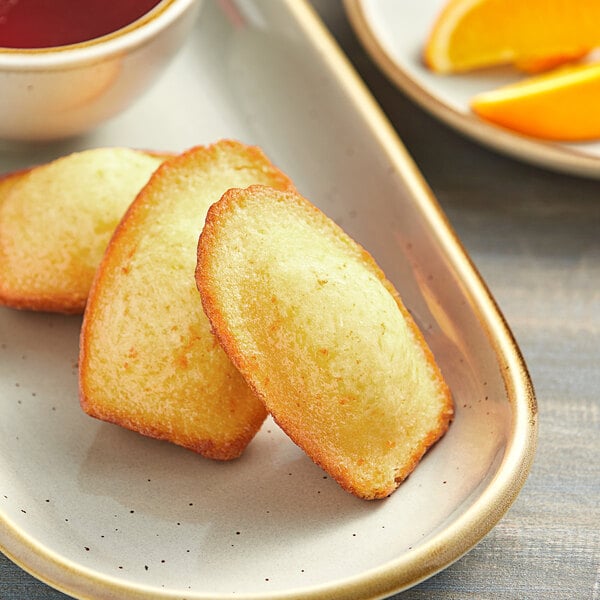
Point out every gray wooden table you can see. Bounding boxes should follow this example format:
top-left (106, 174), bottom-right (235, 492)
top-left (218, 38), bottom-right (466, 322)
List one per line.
top-left (1, 2), bottom-right (599, 598)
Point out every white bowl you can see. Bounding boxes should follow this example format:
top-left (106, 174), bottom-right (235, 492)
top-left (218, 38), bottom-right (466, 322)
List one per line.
top-left (0, 0), bottom-right (201, 141)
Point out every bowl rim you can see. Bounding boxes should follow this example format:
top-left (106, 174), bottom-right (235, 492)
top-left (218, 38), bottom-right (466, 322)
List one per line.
top-left (0, 0), bottom-right (198, 70)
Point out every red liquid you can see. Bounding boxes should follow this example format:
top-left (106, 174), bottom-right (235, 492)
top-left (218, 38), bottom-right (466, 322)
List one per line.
top-left (0, 0), bottom-right (164, 49)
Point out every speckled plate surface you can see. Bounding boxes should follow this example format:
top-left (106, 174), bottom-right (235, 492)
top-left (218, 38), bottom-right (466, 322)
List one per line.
top-left (0, 1), bottom-right (536, 598)
top-left (345, 0), bottom-right (600, 179)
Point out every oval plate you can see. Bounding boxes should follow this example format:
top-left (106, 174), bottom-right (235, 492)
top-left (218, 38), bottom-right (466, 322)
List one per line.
top-left (0, 0), bottom-right (536, 598)
top-left (345, 0), bottom-right (600, 179)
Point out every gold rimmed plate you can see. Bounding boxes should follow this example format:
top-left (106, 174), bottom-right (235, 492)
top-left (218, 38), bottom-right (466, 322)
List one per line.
top-left (345, 0), bottom-right (600, 179)
top-left (0, 1), bottom-right (536, 598)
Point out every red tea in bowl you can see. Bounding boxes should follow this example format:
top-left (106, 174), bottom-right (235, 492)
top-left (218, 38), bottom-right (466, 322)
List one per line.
top-left (0, 0), bottom-right (163, 49)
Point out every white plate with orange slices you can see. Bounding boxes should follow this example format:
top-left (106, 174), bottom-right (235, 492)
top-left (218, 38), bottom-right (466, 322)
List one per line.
top-left (345, 0), bottom-right (600, 179)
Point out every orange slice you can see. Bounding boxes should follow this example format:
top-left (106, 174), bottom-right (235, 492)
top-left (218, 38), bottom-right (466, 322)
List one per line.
top-left (425, 0), bottom-right (600, 73)
top-left (470, 62), bottom-right (600, 140)
top-left (515, 51), bottom-right (589, 74)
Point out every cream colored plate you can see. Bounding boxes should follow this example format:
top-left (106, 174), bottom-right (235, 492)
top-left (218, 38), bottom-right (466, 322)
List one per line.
top-left (0, 0), bottom-right (536, 598)
top-left (345, 0), bottom-right (600, 179)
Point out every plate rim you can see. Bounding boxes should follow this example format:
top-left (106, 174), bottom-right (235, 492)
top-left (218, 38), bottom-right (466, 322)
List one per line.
top-left (344, 0), bottom-right (600, 180)
top-left (0, 0), bottom-right (537, 598)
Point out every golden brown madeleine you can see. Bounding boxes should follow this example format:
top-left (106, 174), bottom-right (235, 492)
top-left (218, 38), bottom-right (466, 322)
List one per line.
top-left (197, 186), bottom-right (453, 496)
top-left (79, 141), bottom-right (295, 460)
top-left (0, 148), bottom-right (167, 313)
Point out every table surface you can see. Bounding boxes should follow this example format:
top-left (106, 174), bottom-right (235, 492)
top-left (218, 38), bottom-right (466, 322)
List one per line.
top-left (1, 2), bottom-right (599, 599)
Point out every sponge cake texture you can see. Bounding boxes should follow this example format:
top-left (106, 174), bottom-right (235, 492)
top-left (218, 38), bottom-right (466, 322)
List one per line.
top-left (79, 141), bottom-right (295, 460)
top-left (196, 186), bottom-right (453, 496)
top-left (0, 148), bottom-right (166, 313)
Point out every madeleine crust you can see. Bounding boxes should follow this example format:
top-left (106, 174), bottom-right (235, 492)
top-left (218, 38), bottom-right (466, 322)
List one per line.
top-left (79, 141), bottom-right (295, 459)
top-left (196, 186), bottom-right (453, 496)
top-left (0, 148), bottom-right (168, 313)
